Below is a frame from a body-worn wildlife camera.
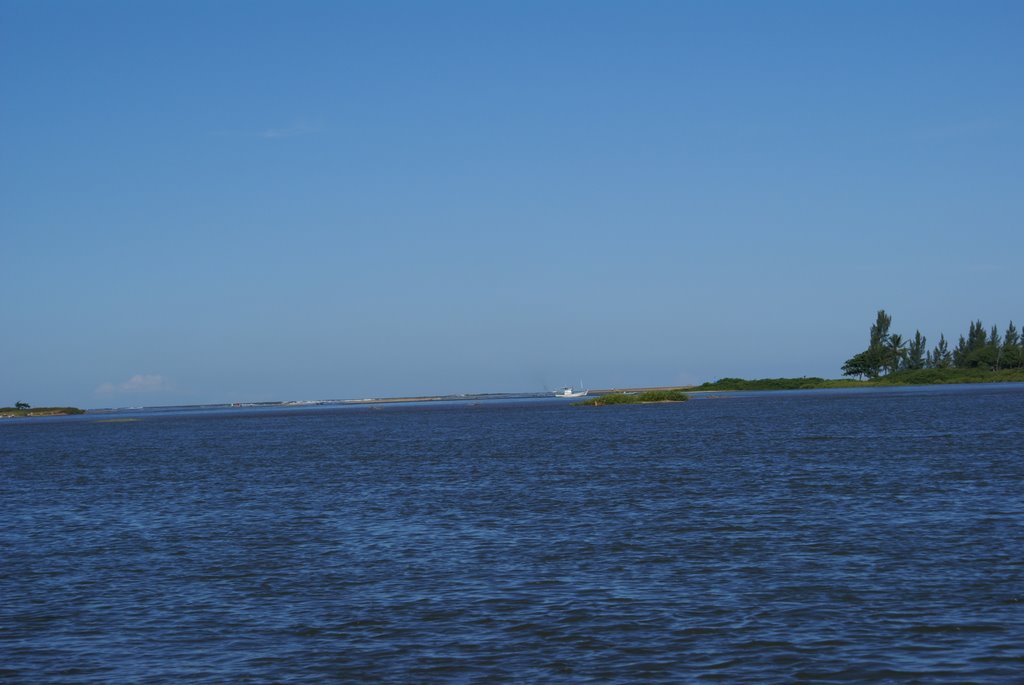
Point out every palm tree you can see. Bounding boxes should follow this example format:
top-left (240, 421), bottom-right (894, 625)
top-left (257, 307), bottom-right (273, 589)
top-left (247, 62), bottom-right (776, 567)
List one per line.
top-left (886, 334), bottom-right (907, 374)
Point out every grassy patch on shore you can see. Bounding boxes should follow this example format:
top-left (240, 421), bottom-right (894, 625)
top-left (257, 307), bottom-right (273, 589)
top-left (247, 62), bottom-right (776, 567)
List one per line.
top-left (575, 389), bottom-right (690, 406)
top-left (690, 368), bottom-right (1024, 392)
top-left (688, 377), bottom-right (852, 391)
top-left (0, 406), bottom-right (85, 418)
top-left (872, 368), bottom-right (1024, 385)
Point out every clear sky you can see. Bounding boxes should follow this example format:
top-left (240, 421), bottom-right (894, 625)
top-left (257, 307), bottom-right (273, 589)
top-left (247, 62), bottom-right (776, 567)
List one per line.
top-left (3, 1), bottom-right (1022, 408)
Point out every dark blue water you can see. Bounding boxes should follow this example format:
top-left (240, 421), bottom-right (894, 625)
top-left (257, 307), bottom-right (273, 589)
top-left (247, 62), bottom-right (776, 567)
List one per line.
top-left (3, 385), bottom-right (1023, 683)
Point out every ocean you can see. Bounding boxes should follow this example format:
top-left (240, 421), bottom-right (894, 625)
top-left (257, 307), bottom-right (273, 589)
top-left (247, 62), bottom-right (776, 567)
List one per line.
top-left (2, 384), bottom-right (1022, 682)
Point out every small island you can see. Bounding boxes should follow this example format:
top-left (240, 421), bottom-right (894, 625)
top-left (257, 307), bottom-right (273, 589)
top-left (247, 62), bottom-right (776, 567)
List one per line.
top-left (575, 389), bottom-right (690, 406)
top-left (1, 402), bottom-right (85, 418)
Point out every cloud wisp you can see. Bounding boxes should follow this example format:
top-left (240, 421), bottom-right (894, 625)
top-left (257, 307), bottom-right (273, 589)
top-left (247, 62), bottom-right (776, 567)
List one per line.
top-left (95, 374), bottom-right (173, 396)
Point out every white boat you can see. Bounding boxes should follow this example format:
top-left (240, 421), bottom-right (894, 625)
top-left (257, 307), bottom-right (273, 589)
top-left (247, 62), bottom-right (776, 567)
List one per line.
top-left (555, 385), bottom-right (588, 398)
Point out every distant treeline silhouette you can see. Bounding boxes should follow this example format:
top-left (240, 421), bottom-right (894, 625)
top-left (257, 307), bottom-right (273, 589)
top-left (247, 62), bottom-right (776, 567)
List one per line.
top-left (843, 310), bottom-right (1023, 379)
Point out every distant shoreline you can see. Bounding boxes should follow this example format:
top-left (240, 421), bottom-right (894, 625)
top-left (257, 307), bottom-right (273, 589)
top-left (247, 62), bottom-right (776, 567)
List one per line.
top-left (9, 370), bottom-right (1024, 418)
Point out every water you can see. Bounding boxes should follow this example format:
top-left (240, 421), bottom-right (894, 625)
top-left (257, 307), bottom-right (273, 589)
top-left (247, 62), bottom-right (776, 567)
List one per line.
top-left (2, 384), bottom-right (1023, 682)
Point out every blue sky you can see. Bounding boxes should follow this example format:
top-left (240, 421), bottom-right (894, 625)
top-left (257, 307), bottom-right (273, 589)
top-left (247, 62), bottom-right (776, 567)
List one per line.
top-left (3, 1), bottom-right (1022, 408)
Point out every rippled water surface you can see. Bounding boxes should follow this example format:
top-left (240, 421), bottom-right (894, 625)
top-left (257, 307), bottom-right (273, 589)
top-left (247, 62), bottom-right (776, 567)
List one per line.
top-left (3, 385), bottom-right (1023, 682)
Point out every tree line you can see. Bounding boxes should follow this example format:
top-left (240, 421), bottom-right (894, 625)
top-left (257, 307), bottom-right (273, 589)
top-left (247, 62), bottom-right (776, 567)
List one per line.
top-left (842, 310), bottom-right (1024, 379)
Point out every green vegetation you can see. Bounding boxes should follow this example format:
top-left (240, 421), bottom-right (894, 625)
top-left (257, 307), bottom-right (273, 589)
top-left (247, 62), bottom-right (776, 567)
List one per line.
top-left (1, 406), bottom-right (85, 418)
top-left (872, 367), bottom-right (1024, 385)
top-left (843, 310), bottom-right (1024, 379)
top-left (688, 377), bottom-right (856, 391)
top-left (575, 389), bottom-right (690, 406)
top-left (691, 368), bottom-right (1024, 392)
top-left (691, 311), bottom-right (1024, 394)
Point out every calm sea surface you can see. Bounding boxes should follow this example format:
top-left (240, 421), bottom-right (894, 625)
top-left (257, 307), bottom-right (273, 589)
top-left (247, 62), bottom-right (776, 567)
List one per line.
top-left (2, 384), bottom-right (1023, 683)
